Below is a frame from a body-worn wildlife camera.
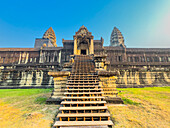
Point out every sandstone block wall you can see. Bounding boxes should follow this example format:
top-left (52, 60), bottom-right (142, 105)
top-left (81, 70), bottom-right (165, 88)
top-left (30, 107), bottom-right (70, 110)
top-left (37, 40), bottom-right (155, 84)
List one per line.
top-left (0, 69), bottom-right (54, 88)
top-left (0, 68), bottom-right (169, 88)
top-left (116, 70), bottom-right (170, 88)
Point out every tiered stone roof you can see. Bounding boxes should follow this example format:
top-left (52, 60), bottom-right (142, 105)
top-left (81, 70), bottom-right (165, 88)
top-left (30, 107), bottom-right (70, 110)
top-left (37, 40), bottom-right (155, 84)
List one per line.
top-left (43, 27), bottom-right (57, 47)
top-left (110, 27), bottom-right (125, 47)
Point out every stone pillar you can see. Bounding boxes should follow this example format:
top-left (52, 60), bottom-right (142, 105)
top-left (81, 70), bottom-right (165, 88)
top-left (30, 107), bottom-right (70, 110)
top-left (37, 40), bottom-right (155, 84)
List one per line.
top-left (47, 71), bottom-right (70, 104)
top-left (90, 38), bottom-right (94, 54)
top-left (98, 71), bottom-right (123, 104)
top-left (74, 37), bottom-right (77, 55)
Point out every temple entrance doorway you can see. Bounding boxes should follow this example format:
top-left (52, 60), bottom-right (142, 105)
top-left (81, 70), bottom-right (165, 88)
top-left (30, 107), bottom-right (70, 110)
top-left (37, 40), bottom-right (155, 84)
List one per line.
top-left (81, 49), bottom-right (86, 55)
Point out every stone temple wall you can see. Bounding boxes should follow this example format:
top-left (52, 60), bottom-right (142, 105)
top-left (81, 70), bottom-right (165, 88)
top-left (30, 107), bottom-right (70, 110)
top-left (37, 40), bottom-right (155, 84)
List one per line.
top-left (114, 69), bottom-right (170, 88)
top-left (0, 46), bottom-right (169, 88)
top-left (1, 68), bottom-right (169, 88)
top-left (0, 69), bottom-right (54, 88)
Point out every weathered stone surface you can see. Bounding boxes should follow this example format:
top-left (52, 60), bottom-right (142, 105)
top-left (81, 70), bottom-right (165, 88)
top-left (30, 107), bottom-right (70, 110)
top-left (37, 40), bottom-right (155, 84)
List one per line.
top-left (47, 71), bottom-right (70, 104)
top-left (0, 69), bottom-right (54, 88)
top-left (116, 70), bottom-right (170, 88)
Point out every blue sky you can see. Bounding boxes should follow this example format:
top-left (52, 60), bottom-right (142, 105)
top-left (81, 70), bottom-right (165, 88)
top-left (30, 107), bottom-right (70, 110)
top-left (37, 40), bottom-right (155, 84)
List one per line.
top-left (0, 0), bottom-right (170, 48)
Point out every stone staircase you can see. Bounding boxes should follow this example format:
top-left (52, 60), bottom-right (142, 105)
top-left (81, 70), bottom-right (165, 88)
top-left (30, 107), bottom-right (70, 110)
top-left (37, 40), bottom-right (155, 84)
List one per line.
top-left (53, 55), bottom-right (113, 128)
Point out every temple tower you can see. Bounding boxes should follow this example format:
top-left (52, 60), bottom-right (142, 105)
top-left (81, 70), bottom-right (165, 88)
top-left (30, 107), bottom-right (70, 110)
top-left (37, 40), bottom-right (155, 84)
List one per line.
top-left (43, 27), bottom-right (57, 47)
top-left (110, 27), bottom-right (125, 47)
top-left (73, 25), bottom-right (94, 55)
top-left (34, 27), bottom-right (57, 48)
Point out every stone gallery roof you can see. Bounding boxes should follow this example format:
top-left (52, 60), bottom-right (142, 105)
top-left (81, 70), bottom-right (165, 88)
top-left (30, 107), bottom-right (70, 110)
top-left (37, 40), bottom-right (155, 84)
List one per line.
top-left (104, 46), bottom-right (124, 50)
top-left (42, 47), bottom-right (63, 50)
top-left (126, 48), bottom-right (170, 51)
top-left (62, 40), bottom-right (74, 43)
top-left (94, 40), bottom-right (102, 43)
top-left (104, 46), bottom-right (170, 52)
top-left (126, 48), bottom-right (170, 53)
top-left (0, 48), bottom-right (39, 51)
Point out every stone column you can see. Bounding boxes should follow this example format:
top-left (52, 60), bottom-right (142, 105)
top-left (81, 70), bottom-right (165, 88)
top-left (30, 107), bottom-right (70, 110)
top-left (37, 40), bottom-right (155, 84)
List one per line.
top-left (74, 37), bottom-right (77, 55)
top-left (90, 38), bottom-right (94, 54)
top-left (47, 71), bottom-right (70, 104)
top-left (98, 71), bottom-right (123, 104)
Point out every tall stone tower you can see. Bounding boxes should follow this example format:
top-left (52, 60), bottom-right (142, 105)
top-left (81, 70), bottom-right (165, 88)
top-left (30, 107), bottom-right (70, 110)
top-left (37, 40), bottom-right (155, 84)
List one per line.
top-left (43, 27), bottom-right (57, 47)
top-left (110, 27), bottom-right (125, 47)
top-left (34, 27), bottom-right (57, 48)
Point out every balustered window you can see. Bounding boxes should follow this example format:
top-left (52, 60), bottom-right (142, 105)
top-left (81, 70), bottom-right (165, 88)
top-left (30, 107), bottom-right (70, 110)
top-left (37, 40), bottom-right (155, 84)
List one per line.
top-left (134, 57), bottom-right (139, 62)
top-left (140, 56), bottom-right (145, 62)
top-left (118, 56), bottom-right (122, 62)
top-left (153, 57), bottom-right (159, 62)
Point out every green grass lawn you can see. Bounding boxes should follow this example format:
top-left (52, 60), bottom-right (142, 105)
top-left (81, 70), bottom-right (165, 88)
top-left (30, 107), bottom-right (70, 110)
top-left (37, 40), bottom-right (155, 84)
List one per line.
top-left (0, 87), bottom-right (169, 128)
top-left (108, 87), bottom-right (170, 128)
top-left (0, 89), bottom-right (57, 111)
top-left (0, 88), bottom-right (59, 128)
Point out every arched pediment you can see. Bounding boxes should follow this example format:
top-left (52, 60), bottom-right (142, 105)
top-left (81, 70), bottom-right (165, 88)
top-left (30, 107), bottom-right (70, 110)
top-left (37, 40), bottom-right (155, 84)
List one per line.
top-left (74, 25), bottom-right (93, 39)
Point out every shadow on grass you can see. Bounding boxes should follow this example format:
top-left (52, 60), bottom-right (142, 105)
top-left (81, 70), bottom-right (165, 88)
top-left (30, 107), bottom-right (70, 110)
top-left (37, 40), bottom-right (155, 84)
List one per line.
top-left (122, 97), bottom-right (140, 106)
top-left (34, 96), bottom-right (48, 104)
top-left (51, 106), bottom-right (60, 128)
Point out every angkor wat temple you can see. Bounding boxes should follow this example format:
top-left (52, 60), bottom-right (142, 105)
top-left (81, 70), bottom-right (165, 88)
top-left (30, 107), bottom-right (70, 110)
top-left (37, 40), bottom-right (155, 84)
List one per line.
top-left (0, 26), bottom-right (169, 88)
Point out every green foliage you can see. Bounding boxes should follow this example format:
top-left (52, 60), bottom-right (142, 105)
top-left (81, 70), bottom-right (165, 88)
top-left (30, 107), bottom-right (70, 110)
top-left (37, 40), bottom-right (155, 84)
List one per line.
top-left (121, 97), bottom-right (140, 105)
top-left (34, 96), bottom-right (47, 104)
top-left (0, 88), bottom-right (53, 98)
top-left (0, 88), bottom-right (53, 110)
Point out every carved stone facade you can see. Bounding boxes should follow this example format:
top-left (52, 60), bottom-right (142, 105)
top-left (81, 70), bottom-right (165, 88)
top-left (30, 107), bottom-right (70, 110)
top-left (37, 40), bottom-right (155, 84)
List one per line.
top-left (0, 26), bottom-right (170, 88)
top-left (73, 25), bottom-right (94, 55)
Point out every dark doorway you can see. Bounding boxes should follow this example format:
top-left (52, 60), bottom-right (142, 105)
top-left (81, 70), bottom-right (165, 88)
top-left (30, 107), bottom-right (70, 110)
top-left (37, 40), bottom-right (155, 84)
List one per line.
top-left (81, 50), bottom-right (86, 55)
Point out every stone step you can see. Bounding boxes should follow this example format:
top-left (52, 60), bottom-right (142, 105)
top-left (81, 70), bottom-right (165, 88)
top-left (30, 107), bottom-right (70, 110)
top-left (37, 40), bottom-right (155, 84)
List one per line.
top-left (70, 76), bottom-right (98, 78)
top-left (53, 121), bottom-right (113, 127)
top-left (67, 79), bottom-right (99, 82)
top-left (64, 92), bottom-right (103, 95)
top-left (67, 83), bottom-right (99, 85)
top-left (61, 101), bottom-right (106, 104)
top-left (66, 85), bottom-right (101, 87)
top-left (102, 91), bottom-right (118, 93)
top-left (68, 78), bottom-right (98, 80)
top-left (60, 126), bottom-right (108, 128)
top-left (65, 88), bottom-right (103, 91)
top-left (62, 96), bottom-right (105, 99)
top-left (57, 113), bottom-right (110, 118)
top-left (71, 74), bottom-right (97, 76)
top-left (59, 106), bottom-right (108, 111)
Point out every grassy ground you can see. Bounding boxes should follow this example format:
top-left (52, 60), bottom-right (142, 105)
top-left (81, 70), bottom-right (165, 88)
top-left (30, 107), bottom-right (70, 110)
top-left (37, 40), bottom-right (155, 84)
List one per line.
top-left (0, 89), bottom-right (59, 128)
top-left (0, 87), bottom-right (169, 128)
top-left (108, 87), bottom-right (170, 128)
